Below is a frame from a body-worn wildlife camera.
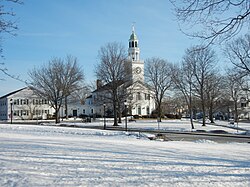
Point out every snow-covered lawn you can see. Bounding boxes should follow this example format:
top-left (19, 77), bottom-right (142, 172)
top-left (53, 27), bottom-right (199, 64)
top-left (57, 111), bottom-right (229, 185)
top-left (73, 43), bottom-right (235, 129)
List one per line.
top-left (0, 124), bottom-right (249, 186)
top-left (53, 118), bottom-right (250, 134)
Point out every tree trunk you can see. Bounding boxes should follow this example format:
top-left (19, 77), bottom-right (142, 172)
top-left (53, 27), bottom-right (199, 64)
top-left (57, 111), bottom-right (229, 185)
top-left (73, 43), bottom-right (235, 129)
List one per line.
top-left (113, 105), bottom-right (118, 126)
top-left (65, 96), bottom-right (68, 119)
top-left (201, 99), bottom-right (206, 126)
top-left (189, 97), bottom-right (194, 129)
top-left (157, 103), bottom-right (162, 122)
top-left (190, 109), bottom-right (194, 129)
top-left (209, 102), bottom-right (214, 123)
top-left (118, 102), bottom-right (122, 123)
top-left (113, 93), bottom-right (118, 126)
top-left (55, 108), bottom-right (60, 123)
top-left (234, 101), bottom-right (238, 123)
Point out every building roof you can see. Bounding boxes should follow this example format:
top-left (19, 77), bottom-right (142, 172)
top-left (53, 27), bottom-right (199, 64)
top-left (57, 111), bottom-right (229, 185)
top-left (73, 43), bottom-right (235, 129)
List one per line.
top-left (0, 87), bottom-right (27, 99)
top-left (86, 95), bottom-right (92, 99)
top-left (130, 33), bottom-right (137, 40)
top-left (130, 24), bottom-right (138, 40)
top-left (92, 80), bottom-right (126, 93)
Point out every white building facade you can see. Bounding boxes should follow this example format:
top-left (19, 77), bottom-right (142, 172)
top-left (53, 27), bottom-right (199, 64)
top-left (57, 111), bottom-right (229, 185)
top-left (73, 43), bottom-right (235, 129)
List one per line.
top-left (0, 87), bottom-right (54, 121)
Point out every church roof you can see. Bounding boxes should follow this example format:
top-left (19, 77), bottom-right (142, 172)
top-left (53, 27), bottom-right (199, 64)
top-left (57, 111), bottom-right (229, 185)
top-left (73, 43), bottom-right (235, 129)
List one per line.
top-left (93, 80), bottom-right (125, 93)
top-left (130, 33), bottom-right (137, 40)
top-left (130, 24), bottom-right (138, 40)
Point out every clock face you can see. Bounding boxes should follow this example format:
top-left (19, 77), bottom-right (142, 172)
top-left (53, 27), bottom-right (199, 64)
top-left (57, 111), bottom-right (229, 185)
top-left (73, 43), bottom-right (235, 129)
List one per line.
top-left (135, 67), bottom-right (142, 74)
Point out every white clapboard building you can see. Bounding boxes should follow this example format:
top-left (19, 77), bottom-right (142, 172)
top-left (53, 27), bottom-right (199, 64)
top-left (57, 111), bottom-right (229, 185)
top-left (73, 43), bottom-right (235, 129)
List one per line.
top-left (86, 26), bottom-right (156, 117)
top-left (0, 87), bottom-right (54, 121)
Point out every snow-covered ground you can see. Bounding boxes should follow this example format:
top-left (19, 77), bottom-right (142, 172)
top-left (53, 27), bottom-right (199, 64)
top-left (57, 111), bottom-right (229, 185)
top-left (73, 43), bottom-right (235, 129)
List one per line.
top-left (51, 118), bottom-right (250, 134)
top-left (0, 122), bottom-right (250, 187)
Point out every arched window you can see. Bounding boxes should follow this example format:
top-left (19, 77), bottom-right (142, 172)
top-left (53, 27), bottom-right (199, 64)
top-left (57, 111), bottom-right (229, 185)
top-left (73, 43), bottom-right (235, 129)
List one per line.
top-left (132, 41), bottom-right (134, 47)
top-left (136, 52), bottom-right (138, 60)
top-left (135, 41), bottom-right (137, 47)
top-left (136, 92), bottom-right (141, 100)
top-left (132, 52), bottom-right (135, 60)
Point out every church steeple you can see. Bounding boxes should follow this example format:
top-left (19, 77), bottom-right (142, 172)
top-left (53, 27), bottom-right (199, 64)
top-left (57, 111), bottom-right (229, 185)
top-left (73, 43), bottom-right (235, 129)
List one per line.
top-left (128, 24), bottom-right (140, 61)
top-left (127, 24), bottom-right (144, 83)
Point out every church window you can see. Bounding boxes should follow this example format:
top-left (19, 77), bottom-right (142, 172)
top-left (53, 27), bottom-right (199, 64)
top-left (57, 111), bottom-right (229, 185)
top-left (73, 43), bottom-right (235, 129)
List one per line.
top-left (147, 94), bottom-right (150, 100)
top-left (135, 41), bottom-right (137, 47)
top-left (136, 92), bottom-right (141, 100)
top-left (241, 103), bottom-right (247, 107)
top-left (129, 94), bottom-right (133, 100)
top-left (138, 106), bottom-right (141, 115)
top-left (146, 106), bottom-right (150, 115)
top-left (132, 41), bottom-right (134, 47)
top-left (129, 42), bottom-right (131, 48)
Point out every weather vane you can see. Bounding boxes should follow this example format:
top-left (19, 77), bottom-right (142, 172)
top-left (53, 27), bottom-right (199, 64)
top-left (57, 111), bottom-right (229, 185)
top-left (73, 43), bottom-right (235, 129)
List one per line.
top-left (132, 22), bottom-right (136, 33)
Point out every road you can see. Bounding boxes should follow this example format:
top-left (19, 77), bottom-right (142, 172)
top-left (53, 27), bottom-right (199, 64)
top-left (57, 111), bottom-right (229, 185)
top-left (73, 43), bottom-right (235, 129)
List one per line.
top-left (82, 125), bottom-right (250, 144)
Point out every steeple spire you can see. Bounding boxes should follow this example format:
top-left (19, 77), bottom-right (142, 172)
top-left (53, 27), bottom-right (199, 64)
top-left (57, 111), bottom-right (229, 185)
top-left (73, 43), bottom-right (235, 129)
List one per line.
top-left (128, 23), bottom-right (140, 61)
top-left (132, 22), bottom-right (135, 34)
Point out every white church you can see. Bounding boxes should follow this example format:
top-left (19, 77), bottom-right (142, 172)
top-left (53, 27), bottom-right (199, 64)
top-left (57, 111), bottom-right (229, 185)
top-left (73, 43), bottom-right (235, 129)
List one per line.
top-left (0, 27), bottom-right (155, 121)
top-left (85, 26), bottom-right (156, 118)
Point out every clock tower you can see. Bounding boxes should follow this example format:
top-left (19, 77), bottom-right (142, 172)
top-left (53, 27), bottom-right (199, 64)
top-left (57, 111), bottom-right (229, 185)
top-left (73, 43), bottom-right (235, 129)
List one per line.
top-left (128, 25), bottom-right (144, 83)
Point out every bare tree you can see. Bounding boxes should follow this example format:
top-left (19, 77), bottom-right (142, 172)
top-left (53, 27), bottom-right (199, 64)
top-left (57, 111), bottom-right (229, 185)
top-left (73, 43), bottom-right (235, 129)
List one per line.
top-left (61, 55), bottom-right (85, 119)
top-left (204, 73), bottom-right (223, 123)
top-left (70, 85), bottom-right (91, 105)
top-left (186, 46), bottom-right (217, 126)
top-left (95, 42), bottom-right (128, 126)
top-left (145, 57), bottom-right (172, 122)
top-left (171, 0), bottom-right (250, 45)
top-left (28, 56), bottom-right (84, 123)
top-left (0, 0), bottom-right (22, 55)
top-left (172, 60), bottom-right (195, 129)
top-left (1, 0), bottom-right (22, 78)
top-left (225, 34), bottom-right (250, 76)
top-left (225, 69), bottom-right (245, 124)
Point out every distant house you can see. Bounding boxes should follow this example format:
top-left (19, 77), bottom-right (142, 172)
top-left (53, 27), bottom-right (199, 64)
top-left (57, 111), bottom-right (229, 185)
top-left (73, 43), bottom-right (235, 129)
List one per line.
top-left (0, 87), bottom-right (53, 121)
top-left (0, 86), bottom-right (92, 121)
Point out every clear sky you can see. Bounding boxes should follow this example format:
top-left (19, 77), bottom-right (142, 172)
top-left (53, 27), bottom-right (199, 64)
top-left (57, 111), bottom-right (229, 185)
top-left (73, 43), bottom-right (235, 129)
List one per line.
top-left (1, 0), bottom-right (201, 96)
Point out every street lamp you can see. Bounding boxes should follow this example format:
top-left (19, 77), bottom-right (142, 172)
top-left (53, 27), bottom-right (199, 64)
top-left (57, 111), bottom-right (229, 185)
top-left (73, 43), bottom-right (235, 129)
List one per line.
top-left (124, 101), bottom-right (128, 131)
top-left (61, 105), bottom-right (64, 122)
top-left (103, 104), bottom-right (106, 130)
top-left (10, 99), bottom-right (13, 124)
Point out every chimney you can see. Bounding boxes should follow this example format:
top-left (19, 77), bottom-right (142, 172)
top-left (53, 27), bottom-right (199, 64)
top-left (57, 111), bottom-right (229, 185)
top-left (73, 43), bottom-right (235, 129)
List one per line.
top-left (96, 79), bottom-right (102, 89)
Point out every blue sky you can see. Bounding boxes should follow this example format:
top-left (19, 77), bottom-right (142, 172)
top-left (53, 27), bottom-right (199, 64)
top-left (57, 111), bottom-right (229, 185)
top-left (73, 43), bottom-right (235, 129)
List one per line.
top-left (1, 0), bottom-right (202, 96)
